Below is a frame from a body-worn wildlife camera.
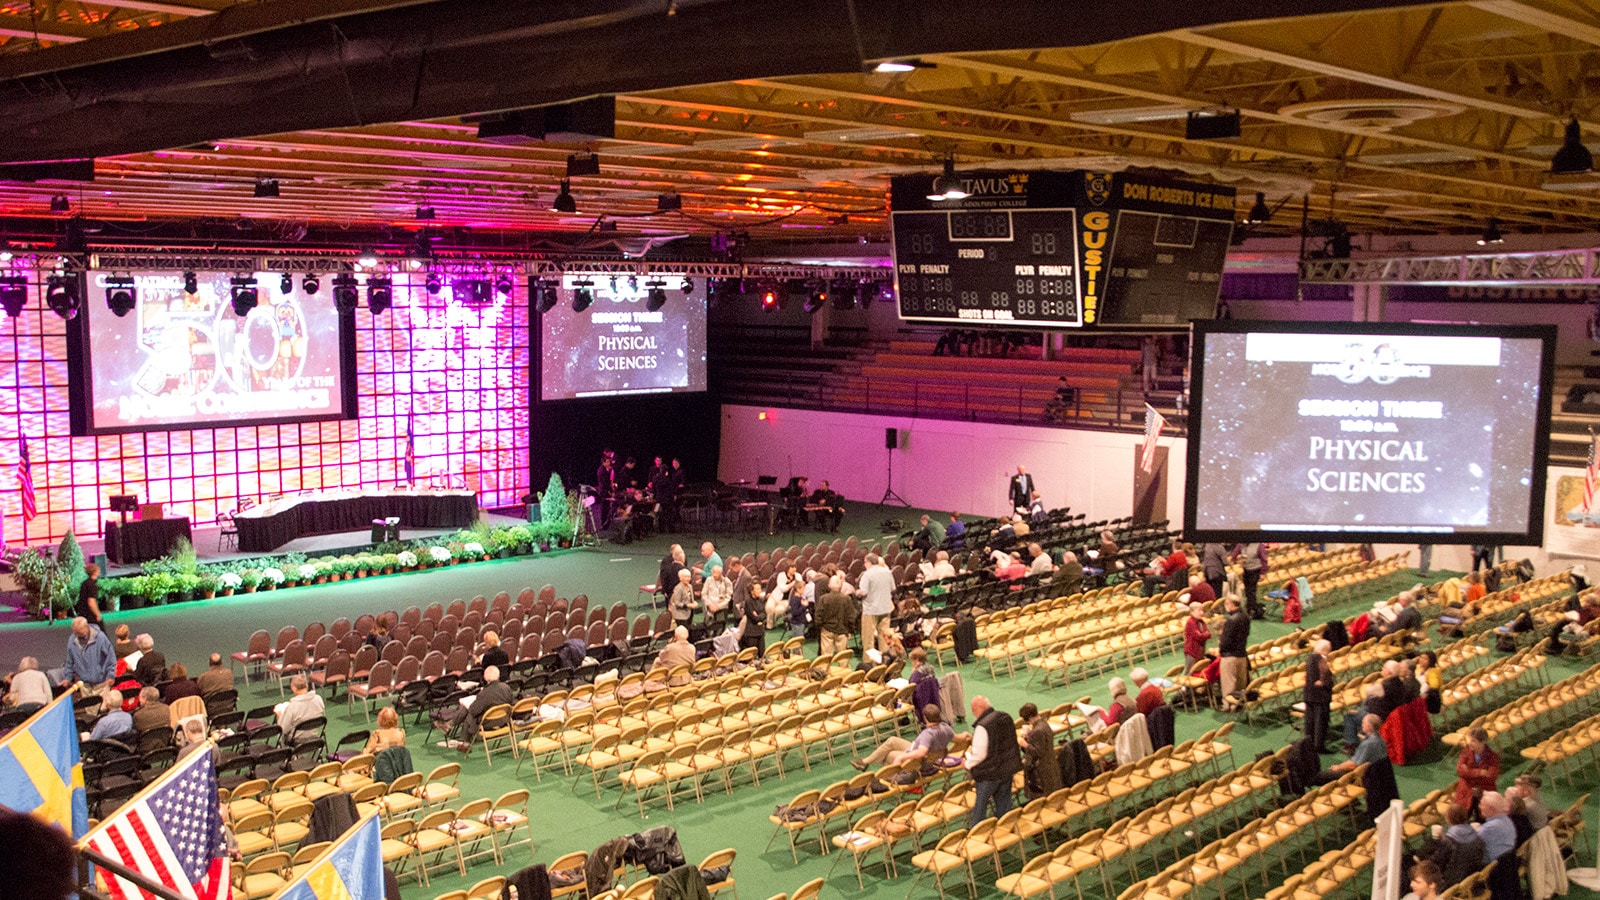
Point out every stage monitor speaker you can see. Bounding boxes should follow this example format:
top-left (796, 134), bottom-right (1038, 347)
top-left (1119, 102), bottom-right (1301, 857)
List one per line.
top-left (885, 428), bottom-right (898, 450)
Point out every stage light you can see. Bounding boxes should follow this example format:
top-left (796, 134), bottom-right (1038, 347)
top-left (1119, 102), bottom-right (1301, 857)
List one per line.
top-left (279, 273), bottom-right (294, 294)
top-left (657, 193), bottom-right (682, 211)
top-left (0, 247), bottom-right (12, 262)
top-left (680, 278), bottom-right (694, 294)
top-left (552, 180), bottom-right (577, 213)
top-left (871, 58), bottom-right (933, 73)
top-left (228, 276), bottom-right (258, 316)
top-left (367, 276), bottom-right (393, 314)
top-left (760, 288), bottom-right (779, 311)
top-left (1477, 219), bottom-right (1505, 246)
top-left (357, 247), bottom-right (379, 268)
top-left (332, 273), bottom-right (359, 311)
top-left (0, 276), bottom-right (24, 317)
top-left (803, 284), bottom-right (828, 314)
top-left (103, 274), bottom-right (134, 318)
top-left (494, 275), bottom-right (514, 296)
top-left (566, 153), bottom-right (600, 177)
top-left (927, 154), bottom-right (967, 201)
top-left (253, 177), bottom-right (280, 198)
top-left (49, 196), bottom-right (69, 213)
top-left (424, 273), bottom-right (443, 295)
top-left (302, 274), bottom-right (320, 294)
top-left (535, 280), bottom-right (559, 313)
top-left (415, 205), bottom-right (435, 220)
top-left (572, 280), bottom-right (594, 312)
top-left (1245, 192), bottom-right (1272, 225)
top-left (183, 271), bottom-right (198, 294)
top-left (646, 284), bottom-right (668, 312)
top-left (1552, 117), bottom-right (1594, 175)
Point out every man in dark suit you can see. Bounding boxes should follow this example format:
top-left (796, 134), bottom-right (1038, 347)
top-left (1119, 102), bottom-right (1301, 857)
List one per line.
top-left (1008, 466), bottom-right (1034, 513)
top-left (1303, 639), bottom-right (1334, 751)
top-left (442, 665), bottom-right (514, 750)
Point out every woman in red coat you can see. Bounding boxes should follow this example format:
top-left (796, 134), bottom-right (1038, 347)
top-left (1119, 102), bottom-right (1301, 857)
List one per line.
top-left (1453, 726), bottom-right (1500, 815)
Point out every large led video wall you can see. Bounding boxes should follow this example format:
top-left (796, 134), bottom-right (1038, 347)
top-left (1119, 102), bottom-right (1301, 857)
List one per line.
top-left (0, 270), bottom-right (530, 544)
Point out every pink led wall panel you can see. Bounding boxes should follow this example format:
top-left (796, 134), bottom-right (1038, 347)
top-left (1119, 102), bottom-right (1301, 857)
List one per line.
top-left (0, 271), bottom-right (530, 545)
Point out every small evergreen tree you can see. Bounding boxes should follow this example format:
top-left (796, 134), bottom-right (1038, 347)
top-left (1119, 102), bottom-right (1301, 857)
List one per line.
top-left (540, 472), bottom-right (571, 534)
top-left (56, 530), bottom-right (85, 612)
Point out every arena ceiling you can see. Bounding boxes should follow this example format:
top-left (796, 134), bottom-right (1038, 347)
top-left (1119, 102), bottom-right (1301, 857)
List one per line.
top-left (3, 0), bottom-right (1600, 248)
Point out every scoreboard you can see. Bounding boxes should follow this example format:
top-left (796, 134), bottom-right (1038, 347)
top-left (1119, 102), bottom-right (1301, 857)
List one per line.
top-left (890, 169), bottom-right (1235, 328)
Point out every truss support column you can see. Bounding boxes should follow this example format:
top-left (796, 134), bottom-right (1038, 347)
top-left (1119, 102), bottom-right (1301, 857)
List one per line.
top-left (1352, 282), bottom-right (1386, 323)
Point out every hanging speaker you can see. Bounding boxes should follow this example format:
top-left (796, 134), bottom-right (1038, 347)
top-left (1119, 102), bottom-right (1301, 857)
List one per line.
top-left (885, 428), bottom-right (898, 450)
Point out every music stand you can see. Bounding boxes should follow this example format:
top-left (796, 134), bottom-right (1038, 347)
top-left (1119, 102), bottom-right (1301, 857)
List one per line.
top-left (109, 494), bottom-right (138, 527)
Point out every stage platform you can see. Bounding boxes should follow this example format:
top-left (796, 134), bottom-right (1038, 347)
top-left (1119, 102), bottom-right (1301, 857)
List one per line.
top-left (78, 510), bottom-right (532, 577)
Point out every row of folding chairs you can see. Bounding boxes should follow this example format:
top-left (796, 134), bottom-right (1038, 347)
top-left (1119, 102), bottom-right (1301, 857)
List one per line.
top-left (1457, 574), bottom-right (1576, 636)
top-left (1239, 633), bottom-right (1407, 723)
top-left (1026, 614), bottom-right (1187, 687)
top-left (1520, 706), bottom-right (1600, 787)
top-left (974, 594), bottom-right (1174, 679)
top-left (1435, 646), bottom-right (1549, 726)
top-left (1442, 660), bottom-right (1600, 750)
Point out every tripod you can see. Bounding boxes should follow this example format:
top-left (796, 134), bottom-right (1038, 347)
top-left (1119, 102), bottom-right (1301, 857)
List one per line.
top-left (879, 446), bottom-right (909, 507)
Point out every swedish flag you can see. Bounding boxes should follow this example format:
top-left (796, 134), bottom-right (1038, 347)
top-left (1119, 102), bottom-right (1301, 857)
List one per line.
top-left (277, 814), bottom-right (385, 900)
top-left (0, 692), bottom-right (89, 838)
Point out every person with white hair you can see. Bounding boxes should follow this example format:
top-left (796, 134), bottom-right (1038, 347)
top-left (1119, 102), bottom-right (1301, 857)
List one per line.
top-left (1100, 677), bottom-right (1133, 727)
top-left (275, 675), bottom-right (325, 744)
top-left (701, 564), bottom-right (733, 627)
top-left (87, 690), bottom-right (132, 742)
top-left (62, 617), bottom-right (115, 690)
top-left (131, 634), bottom-right (166, 686)
top-left (441, 665), bottom-right (513, 750)
top-left (1131, 667), bottom-right (1164, 715)
top-left (816, 573), bottom-right (856, 656)
top-left (655, 626), bottom-right (696, 671)
top-left (1304, 638), bottom-right (1334, 751)
top-left (669, 567), bottom-right (698, 627)
top-left (1477, 792), bottom-right (1516, 861)
top-left (6, 657), bottom-right (51, 713)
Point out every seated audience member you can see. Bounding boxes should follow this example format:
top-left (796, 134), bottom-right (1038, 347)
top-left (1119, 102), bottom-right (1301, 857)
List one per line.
top-left (1027, 543), bottom-right (1055, 577)
top-left (669, 568), bottom-right (698, 627)
top-left (364, 621), bottom-right (393, 651)
top-left (364, 706), bottom-right (407, 755)
top-left (1101, 677), bottom-right (1133, 726)
top-left (654, 626), bottom-right (697, 686)
top-left (132, 686), bottom-right (171, 736)
top-left (6, 657), bottom-right (52, 713)
top-left (477, 631), bottom-right (510, 671)
top-left (162, 663), bottom-right (201, 704)
top-left (1098, 530), bottom-right (1120, 563)
top-left (1386, 591), bottom-right (1423, 637)
top-left (1406, 860), bottom-right (1445, 900)
top-left (197, 653), bottom-right (235, 697)
top-left (1454, 726), bottom-right (1500, 812)
top-left (439, 666), bottom-right (513, 750)
top-left (1314, 713), bottom-right (1386, 783)
top-left (1009, 515), bottom-right (1030, 539)
top-left (1131, 667), bottom-right (1165, 716)
top-left (131, 635), bottom-right (167, 686)
top-left (0, 808), bottom-right (79, 900)
top-left (995, 551), bottom-right (1030, 582)
top-left (1185, 573), bottom-right (1217, 609)
top-left (1055, 551), bottom-right (1084, 594)
top-left (925, 550), bottom-right (957, 582)
top-left (176, 718), bottom-right (209, 756)
top-left (878, 632), bottom-right (907, 677)
top-left (1027, 490), bottom-right (1047, 523)
top-left (112, 624), bottom-right (137, 660)
top-left (87, 690), bottom-right (133, 742)
top-left (1476, 792), bottom-right (1517, 861)
top-left (911, 515), bottom-right (944, 554)
top-left (908, 649), bottom-right (940, 718)
top-left (1418, 803), bottom-right (1485, 888)
top-left (702, 564), bottom-right (734, 626)
top-left (1511, 775), bottom-right (1549, 829)
top-left (852, 704), bottom-right (952, 771)
top-left (944, 512), bottom-right (966, 545)
top-left (276, 675), bottom-right (326, 744)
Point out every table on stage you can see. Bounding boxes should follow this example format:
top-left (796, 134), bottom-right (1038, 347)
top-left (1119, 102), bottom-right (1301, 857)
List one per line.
top-left (233, 489), bottom-right (479, 553)
top-left (104, 517), bottom-right (193, 565)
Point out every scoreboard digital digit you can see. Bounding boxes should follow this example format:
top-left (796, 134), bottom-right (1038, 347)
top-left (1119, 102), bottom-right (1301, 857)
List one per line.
top-left (890, 169), bottom-right (1236, 329)
top-left (891, 171), bottom-right (1086, 328)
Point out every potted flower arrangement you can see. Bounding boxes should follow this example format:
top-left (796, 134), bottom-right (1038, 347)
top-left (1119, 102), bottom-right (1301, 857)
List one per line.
top-left (142, 572), bottom-right (177, 606)
top-left (239, 570), bottom-right (261, 593)
top-left (173, 572), bottom-right (201, 602)
top-left (259, 567), bottom-right (283, 590)
top-left (298, 563), bottom-right (318, 584)
top-left (397, 550), bottom-right (419, 571)
top-left (463, 541), bottom-right (486, 562)
top-left (428, 545), bottom-right (452, 567)
top-left (219, 572), bottom-right (243, 596)
top-left (378, 553), bottom-right (399, 574)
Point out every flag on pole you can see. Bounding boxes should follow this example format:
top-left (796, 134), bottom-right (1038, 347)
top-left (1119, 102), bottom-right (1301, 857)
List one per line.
top-left (1585, 428), bottom-right (1599, 513)
top-left (0, 692), bottom-right (88, 839)
top-left (275, 814), bottom-right (384, 900)
top-left (17, 436), bottom-right (35, 521)
top-left (1141, 403), bottom-right (1167, 473)
top-left (81, 744), bottom-right (232, 900)
top-left (402, 412), bottom-right (416, 484)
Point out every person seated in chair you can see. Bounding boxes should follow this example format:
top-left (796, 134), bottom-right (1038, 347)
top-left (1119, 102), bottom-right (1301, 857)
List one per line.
top-left (701, 565), bottom-right (734, 628)
top-left (811, 480), bottom-right (845, 533)
top-left (87, 690), bottom-right (134, 743)
top-left (654, 627), bottom-right (697, 686)
top-left (851, 704), bottom-right (952, 771)
top-left (438, 665), bottom-right (513, 751)
top-left (1313, 713), bottom-right (1385, 784)
top-left (131, 686), bottom-right (171, 738)
top-left (911, 515), bottom-right (945, 554)
top-left (275, 675), bottom-right (325, 744)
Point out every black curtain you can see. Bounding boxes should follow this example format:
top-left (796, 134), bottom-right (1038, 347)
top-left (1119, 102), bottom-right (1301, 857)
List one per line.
top-left (528, 392), bottom-right (720, 496)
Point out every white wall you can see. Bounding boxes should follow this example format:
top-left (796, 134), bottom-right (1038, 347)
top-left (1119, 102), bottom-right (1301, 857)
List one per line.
top-left (718, 404), bottom-right (1187, 526)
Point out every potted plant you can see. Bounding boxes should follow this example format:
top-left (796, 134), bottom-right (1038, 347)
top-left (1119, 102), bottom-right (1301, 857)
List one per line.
top-left (139, 572), bottom-right (176, 606)
top-left (463, 541), bottom-right (486, 562)
top-left (218, 572), bottom-right (242, 596)
top-left (396, 550), bottom-right (418, 571)
top-left (239, 570), bottom-right (260, 593)
top-left (428, 545), bottom-right (452, 567)
top-left (196, 574), bottom-right (220, 600)
top-left (173, 572), bottom-right (201, 602)
top-left (99, 578), bottom-right (125, 611)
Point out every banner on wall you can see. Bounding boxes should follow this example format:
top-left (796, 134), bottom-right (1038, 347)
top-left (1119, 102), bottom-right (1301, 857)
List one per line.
top-left (1544, 465), bottom-right (1600, 559)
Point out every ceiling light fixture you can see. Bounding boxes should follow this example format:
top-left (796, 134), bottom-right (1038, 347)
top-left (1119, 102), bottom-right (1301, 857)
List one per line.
top-left (871, 58), bottom-right (934, 73)
top-left (927, 155), bottom-right (968, 201)
top-left (279, 273), bottom-right (294, 295)
top-left (760, 286), bottom-right (779, 311)
top-left (367, 276), bottom-right (393, 314)
top-left (182, 271), bottom-right (199, 294)
top-left (332, 273), bottom-right (359, 311)
top-left (552, 181), bottom-right (577, 214)
top-left (253, 177), bottom-right (280, 198)
top-left (49, 196), bottom-right (69, 213)
top-left (0, 276), bottom-right (25, 317)
top-left (494, 275), bottom-right (514, 296)
top-left (357, 248), bottom-right (379, 268)
top-left (424, 273), bottom-right (443, 296)
top-left (1185, 108), bottom-right (1242, 141)
top-left (302, 274), bottom-right (320, 294)
top-left (47, 274), bottom-right (81, 319)
top-left (1551, 117), bottom-right (1594, 175)
top-left (228, 276), bottom-right (258, 316)
top-left (571, 279), bottom-right (594, 312)
top-left (803, 284), bottom-right (828, 314)
top-left (679, 278), bottom-right (694, 294)
top-left (1477, 219), bottom-right (1505, 246)
top-left (1245, 192), bottom-right (1273, 225)
top-left (535, 280), bottom-right (559, 313)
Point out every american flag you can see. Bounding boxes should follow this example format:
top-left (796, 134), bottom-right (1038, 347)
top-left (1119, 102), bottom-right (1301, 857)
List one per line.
top-left (17, 437), bottom-right (35, 521)
top-left (1141, 403), bottom-right (1166, 473)
top-left (82, 746), bottom-right (232, 900)
top-left (1586, 428), bottom-right (1599, 513)
top-left (403, 412), bottom-right (416, 484)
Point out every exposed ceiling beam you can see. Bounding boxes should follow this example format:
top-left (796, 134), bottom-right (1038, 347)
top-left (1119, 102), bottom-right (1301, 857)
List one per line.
top-left (0, 15), bottom-right (95, 43)
top-left (78, 0), bottom-right (232, 14)
top-left (1470, 0), bottom-right (1600, 50)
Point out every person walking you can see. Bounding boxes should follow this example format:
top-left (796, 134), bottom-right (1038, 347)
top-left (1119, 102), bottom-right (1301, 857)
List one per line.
top-left (964, 695), bottom-right (1022, 826)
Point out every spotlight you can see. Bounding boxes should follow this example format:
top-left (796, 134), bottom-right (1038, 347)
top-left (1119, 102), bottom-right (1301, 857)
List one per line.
top-left (566, 153), bottom-right (601, 177)
top-left (927, 154), bottom-right (967, 201)
top-left (1552, 117), bottom-right (1594, 175)
top-left (571, 280), bottom-right (594, 312)
top-left (534, 280), bottom-right (559, 313)
top-left (760, 288), bottom-right (779, 311)
top-left (49, 196), bottom-right (69, 213)
top-left (657, 193), bottom-right (682, 212)
top-left (253, 177), bottom-right (280, 198)
top-left (1477, 219), bottom-right (1505, 246)
top-left (302, 274), bottom-right (320, 294)
top-left (279, 273), bottom-right (294, 295)
top-left (0, 276), bottom-right (24, 316)
top-left (103, 274), bottom-right (134, 318)
top-left (48, 275), bottom-right (81, 319)
top-left (1245, 192), bottom-right (1272, 225)
top-left (357, 247), bottom-right (379, 268)
top-left (803, 284), bottom-right (828, 314)
top-left (332, 273), bottom-right (359, 311)
top-left (367, 276), bottom-right (393, 314)
top-left (182, 271), bottom-right (198, 294)
top-left (871, 58), bottom-right (934, 73)
top-left (494, 275), bottom-right (514, 297)
top-left (552, 180), bottom-right (577, 214)
top-left (679, 278), bottom-right (694, 294)
top-left (646, 283), bottom-right (668, 312)
top-left (228, 276), bottom-right (258, 316)
top-left (415, 205), bottom-right (436, 220)
top-left (424, 273), bottom-right (443, 295)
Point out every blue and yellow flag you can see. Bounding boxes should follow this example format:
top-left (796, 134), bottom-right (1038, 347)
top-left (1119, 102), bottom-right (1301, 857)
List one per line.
top-left (0, 692), bottom-right (89, 838)
top-left (275, 813), bottom-right (384, 900)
